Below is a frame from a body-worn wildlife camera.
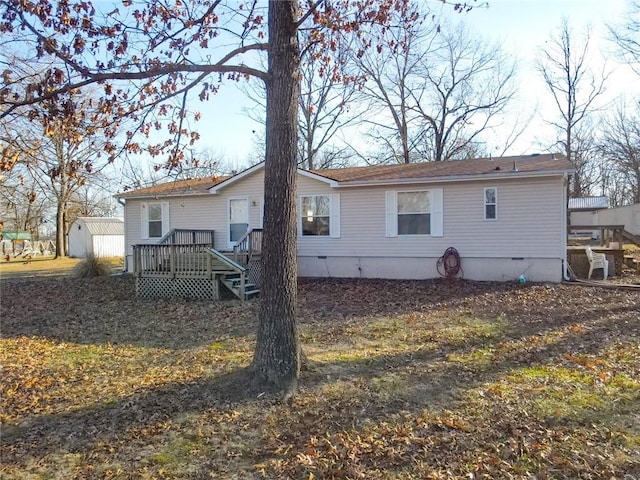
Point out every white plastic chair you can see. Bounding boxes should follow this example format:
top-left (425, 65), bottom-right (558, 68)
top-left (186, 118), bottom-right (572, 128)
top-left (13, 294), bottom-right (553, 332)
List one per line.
top-left (585, 246), bottom-right (609, 280)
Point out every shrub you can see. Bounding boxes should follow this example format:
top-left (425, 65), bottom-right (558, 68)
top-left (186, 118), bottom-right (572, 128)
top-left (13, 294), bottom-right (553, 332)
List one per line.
top-left (73, 254), bottom-right (113, 278)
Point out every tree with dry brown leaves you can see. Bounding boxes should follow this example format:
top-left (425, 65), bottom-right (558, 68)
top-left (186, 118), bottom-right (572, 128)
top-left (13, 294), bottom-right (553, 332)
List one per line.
top-left (0, 0), bottom-right (477, 397)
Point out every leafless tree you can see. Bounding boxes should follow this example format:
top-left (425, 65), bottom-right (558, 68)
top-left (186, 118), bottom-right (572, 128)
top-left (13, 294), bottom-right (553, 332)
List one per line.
top-left (537, 18), bottom-right (609, 197)
top-left (354, 21), bottom-right (517, 163)
top-left (242, 31), bottom-right (361, 170)
top-left (2, 97), bottom-right (114, 257)
top-left (414, 23), bottom-right (517, 162)
top-left (353, 15), bottom-right (433, 164)
top-left (610, 0), bottom-right (640, 75)
top-left (0, 166), bottom-right (51, 238)
top-left (599, 103), bottom-right (640, 204)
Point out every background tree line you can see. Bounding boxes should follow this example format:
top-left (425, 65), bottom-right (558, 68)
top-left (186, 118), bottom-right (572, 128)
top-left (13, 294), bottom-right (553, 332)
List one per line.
top-left (2, 1), bottom-right (640, 257)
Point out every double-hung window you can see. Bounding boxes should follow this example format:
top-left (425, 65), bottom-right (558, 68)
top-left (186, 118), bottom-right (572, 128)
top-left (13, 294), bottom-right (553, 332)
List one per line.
top-left (301, 195), bottom-right (331, 236)
top-left (141, 202), bottom-right (169, 240)
top-left (386, 189), bottom-right (443, 237)
top-left (300, 194), bottom-right (340, 237)
top-left (397, 191), bottom-right (431, 235)
top-left (484, 187), bottom-right (497, 220)
top-left (148, 203), bottom-right (163, 238)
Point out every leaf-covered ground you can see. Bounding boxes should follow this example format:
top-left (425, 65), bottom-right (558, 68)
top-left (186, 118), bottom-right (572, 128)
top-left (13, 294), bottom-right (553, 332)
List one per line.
top-left (1, 274), bottom-right (639, 479)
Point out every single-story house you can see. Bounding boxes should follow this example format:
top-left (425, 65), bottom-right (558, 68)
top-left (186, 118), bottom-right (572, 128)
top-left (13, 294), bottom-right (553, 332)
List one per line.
top-left (115, 153), bottom-right (573, 283)
top-left (68, 217), bottom-right (125, 258)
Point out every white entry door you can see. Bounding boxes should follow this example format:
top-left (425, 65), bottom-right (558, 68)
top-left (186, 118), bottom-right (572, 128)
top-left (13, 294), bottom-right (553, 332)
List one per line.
top-left (228, 198), bottom-right (249, 249)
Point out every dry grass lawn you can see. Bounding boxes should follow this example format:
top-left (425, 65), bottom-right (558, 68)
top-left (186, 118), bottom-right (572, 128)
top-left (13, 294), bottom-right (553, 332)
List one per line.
top-left (1, 271), bottom-right (639, 479)
top-left (0, 256), bottom-right (124, 279)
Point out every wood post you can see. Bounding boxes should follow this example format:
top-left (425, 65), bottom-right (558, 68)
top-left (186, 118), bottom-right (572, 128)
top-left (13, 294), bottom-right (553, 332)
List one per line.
top-left (170, 244), bottom-right (176, 278)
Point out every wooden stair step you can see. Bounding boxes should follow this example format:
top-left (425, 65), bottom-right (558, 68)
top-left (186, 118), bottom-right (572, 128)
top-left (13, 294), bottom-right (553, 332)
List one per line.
top-left (220, 275), bottom-right (260, 300)
top-left (245, 289), bottom-right (260, 299)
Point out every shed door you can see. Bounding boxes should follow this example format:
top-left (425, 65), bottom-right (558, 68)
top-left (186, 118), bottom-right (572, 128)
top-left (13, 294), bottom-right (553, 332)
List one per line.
top-left (228, 198), bottom-right (249, 249)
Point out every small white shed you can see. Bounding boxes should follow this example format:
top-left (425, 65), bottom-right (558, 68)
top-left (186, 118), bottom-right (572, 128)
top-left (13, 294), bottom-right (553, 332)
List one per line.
top-left (68, 217), bottom-right (125, 258)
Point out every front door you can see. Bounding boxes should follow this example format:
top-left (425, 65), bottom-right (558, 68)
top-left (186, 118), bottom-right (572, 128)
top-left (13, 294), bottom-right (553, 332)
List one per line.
top-left (228, 198), bottom-right (249, 250)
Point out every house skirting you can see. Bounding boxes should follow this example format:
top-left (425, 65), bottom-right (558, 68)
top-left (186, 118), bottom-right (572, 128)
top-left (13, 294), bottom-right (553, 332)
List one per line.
top-left (297, 256), bottom-right (563, 283)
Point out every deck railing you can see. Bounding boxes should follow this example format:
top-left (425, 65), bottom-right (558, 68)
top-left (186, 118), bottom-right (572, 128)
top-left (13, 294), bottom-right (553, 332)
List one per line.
top-left (233, 228), bottom-right (263, 267)
top-left (568, 224), bottom-right (625, 246)
top-left (133, 243), bottom-right (216, 278)
top-left (158, 229), bottom-right (215, 246)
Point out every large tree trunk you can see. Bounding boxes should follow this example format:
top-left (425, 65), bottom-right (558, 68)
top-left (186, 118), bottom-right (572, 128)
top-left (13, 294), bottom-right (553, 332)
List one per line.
top-left (55, 200), bottom-right (65, 258)
top-left (54, 135), bottom-right (67, 258)
top-left (251, 0), bottom-right (300, 397)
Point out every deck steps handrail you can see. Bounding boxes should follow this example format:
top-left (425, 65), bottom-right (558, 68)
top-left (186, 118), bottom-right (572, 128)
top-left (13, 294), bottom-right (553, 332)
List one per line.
top-left (206, 247), bottom-right (246, 273)
top-left (233, 228), bottom-right (263, 266)
top-left (622, 229), bottom-right (640, 247)
top-left (206, 248), bottom-right (252, 300)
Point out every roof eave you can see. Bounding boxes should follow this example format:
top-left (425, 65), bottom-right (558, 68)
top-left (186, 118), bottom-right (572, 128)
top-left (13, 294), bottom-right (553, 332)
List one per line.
top-left (208, 162), bottom-right (265, 193)
top-left (332, 169), bottom-right (574, 188)
top-left (298, 169), bottom-right (339, 187)
top-left (114, 190), bottom-right (214, 200)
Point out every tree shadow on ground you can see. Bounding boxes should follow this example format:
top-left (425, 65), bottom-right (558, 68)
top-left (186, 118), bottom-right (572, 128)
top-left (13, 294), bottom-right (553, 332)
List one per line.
top-left (2, 275), bottom-right (552, 350)
top-left (3, 295), bottom-right (637, 474)
top-left (1, 367), bottom-right (268, 458)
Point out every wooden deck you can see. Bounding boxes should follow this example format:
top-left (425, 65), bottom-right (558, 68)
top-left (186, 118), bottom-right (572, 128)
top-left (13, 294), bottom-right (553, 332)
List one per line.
top-left (567, 224), bottom-right (625, 246)
top-left (133, 229), bottom-right (262, 300)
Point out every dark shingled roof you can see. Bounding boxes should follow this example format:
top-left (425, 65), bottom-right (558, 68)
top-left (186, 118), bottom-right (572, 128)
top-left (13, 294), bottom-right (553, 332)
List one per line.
top-left (118, 154), bottom-right (571, 199)
top-left (310, 153), bottom-right (571, 182)
top-left (116, 176), bottom-right (228, 198)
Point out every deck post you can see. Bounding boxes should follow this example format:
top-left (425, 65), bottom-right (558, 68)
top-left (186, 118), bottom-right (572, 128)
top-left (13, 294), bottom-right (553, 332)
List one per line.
top-left (212, 274), bottom-right (220, 300)
top-left (133, 246), bottom-right (140, 277)
top-left (240, 270), bottom-right (246, 301)
top-left (170, 244), bottom-right (176, 278)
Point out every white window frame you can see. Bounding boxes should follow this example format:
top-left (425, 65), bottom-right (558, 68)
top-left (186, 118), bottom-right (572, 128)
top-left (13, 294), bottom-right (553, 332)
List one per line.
top-left (399, 190), bottom-right (432, 235)
top-left (299, 194), bottom-right (340, 238)
top-left (141, 201), bottom-right (169, 240)
top-left (484, 187), bottom-right (497, 221)
top-left (386, 188), bottom-right (443, 237)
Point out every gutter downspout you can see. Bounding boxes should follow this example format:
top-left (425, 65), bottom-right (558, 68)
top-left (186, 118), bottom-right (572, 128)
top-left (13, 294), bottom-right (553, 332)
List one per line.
top-left (562, 173), bottom-right (572, 281)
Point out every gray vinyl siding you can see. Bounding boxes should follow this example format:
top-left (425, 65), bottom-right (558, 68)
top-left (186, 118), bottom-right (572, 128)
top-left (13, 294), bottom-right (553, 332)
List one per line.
top-left (297, 174), bottom-right (564, 260)
top-left (123, 195), bottom-right (218, 270)
top-left (215, 170), bottom-right (265, 248)
top-left (123, 167), bottom-right (566, 279)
